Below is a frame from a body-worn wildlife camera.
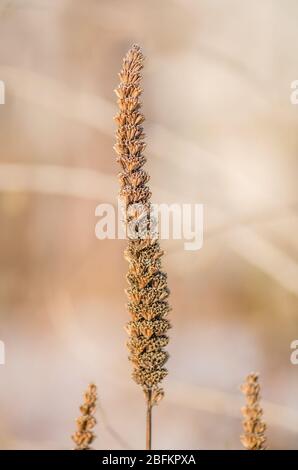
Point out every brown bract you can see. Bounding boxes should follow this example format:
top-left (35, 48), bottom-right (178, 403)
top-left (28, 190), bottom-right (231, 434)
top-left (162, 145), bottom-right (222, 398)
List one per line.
top-left (114, 45), bottom-right (171, 403)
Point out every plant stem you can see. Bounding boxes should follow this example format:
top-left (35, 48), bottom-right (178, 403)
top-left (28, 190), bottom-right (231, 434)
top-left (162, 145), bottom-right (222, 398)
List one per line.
top-left (146, 390), bottom-right (152, 450)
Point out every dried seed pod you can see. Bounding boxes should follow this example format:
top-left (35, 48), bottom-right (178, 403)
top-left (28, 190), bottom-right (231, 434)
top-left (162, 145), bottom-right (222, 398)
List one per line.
top-left (240, 373), bottom-right (267, 450)
top-left (114, 45), bottom-right (171, 402)
top-left (72, 384), bottom-right (97, 450)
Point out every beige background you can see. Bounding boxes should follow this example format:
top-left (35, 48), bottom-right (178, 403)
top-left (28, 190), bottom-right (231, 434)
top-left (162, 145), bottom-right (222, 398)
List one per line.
top-left (0, 0), bottom-right (297, 449)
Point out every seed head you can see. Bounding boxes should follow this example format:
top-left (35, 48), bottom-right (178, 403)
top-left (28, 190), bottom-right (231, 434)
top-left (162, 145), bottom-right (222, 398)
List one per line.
top-left (72, 383), bottom-right (97, 450)
top-left (240, 373), bottom-right (267, 450)
top-left (114, 45), bottom-right (171, 403)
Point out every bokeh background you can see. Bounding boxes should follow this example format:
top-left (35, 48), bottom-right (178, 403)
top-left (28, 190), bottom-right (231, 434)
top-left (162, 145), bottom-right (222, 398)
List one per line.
top-left (0, 0), bottom-right (297, 450)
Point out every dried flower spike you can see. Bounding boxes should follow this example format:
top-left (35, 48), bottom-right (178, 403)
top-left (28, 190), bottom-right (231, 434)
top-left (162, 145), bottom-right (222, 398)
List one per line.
top-left (114, 45), bottom-right (171, 449)
top-left (72, 383), bottom-right (97, 450)
top-left (240, 373), bottom-right (267, 450)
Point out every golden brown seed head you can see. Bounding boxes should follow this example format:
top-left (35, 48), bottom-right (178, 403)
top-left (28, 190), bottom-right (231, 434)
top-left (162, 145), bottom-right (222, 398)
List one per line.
top-left (240, 373), bottom-right (267, 450)
top-left (114, 45), bottom-right (171, 401)
top-left (72, 383), bottom-right (97, 450)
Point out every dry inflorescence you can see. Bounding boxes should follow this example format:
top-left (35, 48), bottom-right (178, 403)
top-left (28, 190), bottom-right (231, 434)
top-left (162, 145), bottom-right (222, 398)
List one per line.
top-left (72, 383), bottom-right (97, 450)
top-left (240, 373), bottom-right (267, 450)
top-left (114, 44), bottom-right (171, 405)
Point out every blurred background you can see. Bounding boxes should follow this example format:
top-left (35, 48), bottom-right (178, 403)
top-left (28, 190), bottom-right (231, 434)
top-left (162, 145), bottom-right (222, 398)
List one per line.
top-left (0, 0), bottom-right (297, 450)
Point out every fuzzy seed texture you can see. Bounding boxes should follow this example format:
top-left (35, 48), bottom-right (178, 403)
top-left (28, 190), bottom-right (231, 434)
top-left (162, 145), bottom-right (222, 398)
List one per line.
top-left (114, 45), bottom-right (171, 405)
top-left (240, 373), bottom-right (267, 450)
top-left (72, 383), bottom-right (97, 450)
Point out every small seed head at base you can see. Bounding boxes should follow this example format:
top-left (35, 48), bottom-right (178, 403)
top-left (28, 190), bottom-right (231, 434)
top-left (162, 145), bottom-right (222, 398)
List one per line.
top-left (240, 373), bottom-right (267, 450)
top-left (72, 383), bottom-right (97, 450)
